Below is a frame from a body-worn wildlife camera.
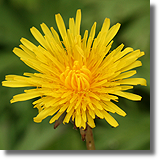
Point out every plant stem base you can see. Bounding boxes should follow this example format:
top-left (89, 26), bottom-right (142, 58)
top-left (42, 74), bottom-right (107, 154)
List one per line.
top-left (85, 125), bottom-right (95, 150)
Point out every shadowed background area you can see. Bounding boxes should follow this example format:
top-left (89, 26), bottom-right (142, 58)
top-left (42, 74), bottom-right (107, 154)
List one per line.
top-left (0, 0), bottom-right (150, 150)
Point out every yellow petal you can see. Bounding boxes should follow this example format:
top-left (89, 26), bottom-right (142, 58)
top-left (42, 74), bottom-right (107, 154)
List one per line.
top-left (63, 108), bottom-right (74, 123)
top-left (20, 38), bottom-right (37, 51)
top-left (101, 18), bottom-right (110, 33)
top-left (104, 101), bottom-right (126, 116)
top-left (11, 90), bottom-right (42, 103)
top-left (55, 13), bottom-right (67, 41)
top-left (49, 111), bottom-right (63, 124)
top-left (82, 30), bottom-right (88, 51)
top-left (105, 23), bottom-right (121, 45)
top-left (13, 47), bottom-right (31, 60)
top-left (75, 113), bottom-right (81, 127)
top-left (87, 112), bottom-right (95, 128)
top-left (75, 9), bottom-right (81, 36)
top-left (112, 70), bottom-right (137, 80)
top-left (101, 110), bottom-right (119, 127)
top-left (19, 44), bottom-right (35, 58)
top-left (80, 118), bottom-right (86, 129)
top-left (87, 106), bottom-right (95, 118)
top-left (89, 98), bottom-right (103, 110)
top-left (21, 58), bottom-right (47, 73)
top-left (69, 18), bottom-right (75, 35)
top-left (34, 107), bottom-right (59, 123)
top-left (5, 75), bottom-right (26, 81)
top-left (82, 109), bottom-right (87, 122)
top-left (89, 22), bottom-right (96, 40)
top-left (50, 27), bottom-right (62, 46)
top-left (30, 27), bottom-right (48, 49)
top-left (94, 107), bottom-right (104, 119)
top-left (88, 92), bottom-right (100, 100)
top-left (2, 81), bottom-right (32, 88)
top-left (86, 22), bottom-right (96, 57)
top-left (40, 23), bottom-right (53, 39)
top-left (114, 47), bottom-right (133, 62)
top-left (112, 91), bottom-right (142, 101)
top-left (75, 45), bottom-right (85, 58)
top-left (61, 90), bottom-right (73, 98)
top-left (118, 78), bottom-right (147, 86)
top-left (120, 86), bottom-right (133, 90)
top-left (59, 102), bottom-right (69, 112)
top-left (120, 60), bottom-right (142, 72)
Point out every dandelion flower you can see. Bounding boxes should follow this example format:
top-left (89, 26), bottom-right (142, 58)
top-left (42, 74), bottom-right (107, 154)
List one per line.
top-left (2, 9), bottom-right (146, 129)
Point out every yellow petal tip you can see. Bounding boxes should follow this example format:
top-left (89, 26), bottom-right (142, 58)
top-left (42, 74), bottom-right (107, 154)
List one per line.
top-left (1, 81), bottom-right (5, 86)
top-left (33, 117), bottom-right (42, 123)
top-left (10, 99), bottom-right (15, 104)
top-left (113, 123), bottom-right (119, 128)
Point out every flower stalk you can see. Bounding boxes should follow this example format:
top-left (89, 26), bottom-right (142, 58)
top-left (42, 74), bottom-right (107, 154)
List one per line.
top-left (79, 124), bottom-right (96, 150)
top-left (85, 125), bottom-right (95, 150)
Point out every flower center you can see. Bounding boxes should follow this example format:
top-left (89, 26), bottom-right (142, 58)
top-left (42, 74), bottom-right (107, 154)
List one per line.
top-left (60, 61), bottom-right (91, 92)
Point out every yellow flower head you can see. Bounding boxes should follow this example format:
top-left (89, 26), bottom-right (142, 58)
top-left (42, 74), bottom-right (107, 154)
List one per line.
top-left (2, 9), bottom-right (146, 129)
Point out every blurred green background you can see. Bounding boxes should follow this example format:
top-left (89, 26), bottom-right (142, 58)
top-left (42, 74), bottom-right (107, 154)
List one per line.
top-left (0, 0), bottom-right (150, 150)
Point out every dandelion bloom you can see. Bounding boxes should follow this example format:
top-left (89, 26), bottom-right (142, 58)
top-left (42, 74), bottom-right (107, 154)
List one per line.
top-left (2, 9), bottom-right (146, 129)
